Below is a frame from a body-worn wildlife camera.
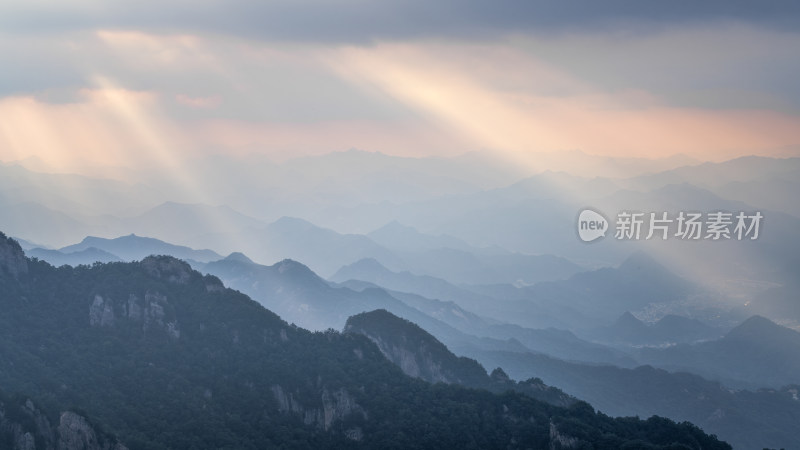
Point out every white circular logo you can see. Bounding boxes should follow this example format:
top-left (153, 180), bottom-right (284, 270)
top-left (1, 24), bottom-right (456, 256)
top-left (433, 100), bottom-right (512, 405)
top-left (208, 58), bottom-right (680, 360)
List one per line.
top-left (577, 209), bottom-right (608, 242)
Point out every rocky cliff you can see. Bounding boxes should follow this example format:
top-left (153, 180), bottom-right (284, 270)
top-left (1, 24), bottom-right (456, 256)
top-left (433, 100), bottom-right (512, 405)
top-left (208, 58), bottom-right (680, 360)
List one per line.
top-left (345, 309), bottom-right (485, 385)
top-left (0, 232), bottom-right (28, 279)
top-left (0, 395), bottom-right (126, 450)
top-left (271, 384), bottom-right (366, 436)
top-left (345, 309), bottom-right (576, 407)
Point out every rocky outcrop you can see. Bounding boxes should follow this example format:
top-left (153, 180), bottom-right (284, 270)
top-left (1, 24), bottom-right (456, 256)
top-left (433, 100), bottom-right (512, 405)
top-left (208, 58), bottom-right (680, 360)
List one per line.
top-left (0, 397), bottom-right (127, 450)
top-left (89, 295), bottom-right (116, 327)
top-left (0, 232), bottom-right (28, 279)
top-left (363, 335), bottom-right (451, 383)
top-left (345, 310), bottom-right (486, 385)
top-left (141, 256), bottom-right (192, 284)
top-left (271, 385), bottom-right (304, 414)
top-left (88, 256), bottom-right (193, 338)
top-left (57, 412), bottom-right (102, 450)
top-left (89, 292), bottom-right (180, 339)
top-left (319, 388), bottom-right (366, 430)
top-left (346, 310), bottom-right (578, 408)
top-left (271, 385), bottom-right (366, 432)
top-left (204, 274), bottom-right (225, 292)
top-left (549, 420), bottom-right (579, 450)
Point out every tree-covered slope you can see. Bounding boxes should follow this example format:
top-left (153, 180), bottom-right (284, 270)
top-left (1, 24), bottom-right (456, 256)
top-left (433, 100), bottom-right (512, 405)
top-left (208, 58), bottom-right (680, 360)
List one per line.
top-left (0, 233), bottom-right (730, 449)
top-left (345, 309), bottom-right (575, 407)
top-left (461, 348), bottom-right (800, 450)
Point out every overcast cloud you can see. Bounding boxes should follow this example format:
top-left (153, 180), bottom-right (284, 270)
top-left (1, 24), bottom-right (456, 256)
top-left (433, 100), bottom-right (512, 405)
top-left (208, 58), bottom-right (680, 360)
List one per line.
top-left (1, 1), bottom-right (799, 172)
top-left (3, 0), bottom-right (800, 41)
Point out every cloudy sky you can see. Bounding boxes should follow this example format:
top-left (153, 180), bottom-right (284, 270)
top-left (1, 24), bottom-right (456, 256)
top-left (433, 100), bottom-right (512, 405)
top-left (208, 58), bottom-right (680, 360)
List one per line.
top-left (2, 1), bottom-right (800, 174)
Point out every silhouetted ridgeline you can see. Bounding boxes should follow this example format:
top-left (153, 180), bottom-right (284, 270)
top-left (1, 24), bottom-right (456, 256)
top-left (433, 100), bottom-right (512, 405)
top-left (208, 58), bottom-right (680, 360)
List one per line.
top-left (0, 232), bottom-right (730, 449)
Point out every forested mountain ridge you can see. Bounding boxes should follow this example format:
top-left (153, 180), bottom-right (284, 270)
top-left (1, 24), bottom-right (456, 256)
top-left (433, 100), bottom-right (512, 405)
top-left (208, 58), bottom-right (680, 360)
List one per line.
top-left (0, 232), bottom-right (730, 449)
top-left (345, 309), bottom-right (575, 407)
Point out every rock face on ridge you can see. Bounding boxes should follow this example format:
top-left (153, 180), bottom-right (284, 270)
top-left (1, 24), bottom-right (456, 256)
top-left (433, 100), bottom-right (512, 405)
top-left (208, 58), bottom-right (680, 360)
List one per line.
top-left (0, 395), bottom-right (127, 450)
top-left (270, 385), bottom-right (366, 432)
top-left (345, 309), bottom-right (486, 385)
top-left (141, 255), bottom-right (192, 284)
top-left (89, 291), bottom-right (181, 339)
top-left (345, 309), bottom-right (576, 408)
top-left (0, 232), bottom-right (28, 278)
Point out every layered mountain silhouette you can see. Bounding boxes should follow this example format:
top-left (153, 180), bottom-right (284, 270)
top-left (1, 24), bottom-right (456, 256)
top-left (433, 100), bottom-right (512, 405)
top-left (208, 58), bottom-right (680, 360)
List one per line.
top-left (26, 246), bottom-right (122, 267)
top-left (588, 311), bottom-right (723, 347)
top-left (191, 216), bottom-right (402, 278)
top-left (367, 220), bottom-right (474, 253)
top-left (463, 347), bottom-right (799, 450)
top-left (364, 221), bottom-right (583, 285)
top-left (0, 232), bottom-right (732, 449)
top-left (330, 257), bottom-right (498, 313)
top-left (202, 252), bottom-right (554, 363)
top-left (639, 315), bottom-right (800, 389)
top-left (59, 234), bottom-right (222, 263)
top-left (451, 252), bottom-right (699, 331)
top-left (210, 253), bottom-right (634, 367)
top-left (345, 309), bottom-right (575, 407)
top-left (2, 151), bottom-right (799, 449)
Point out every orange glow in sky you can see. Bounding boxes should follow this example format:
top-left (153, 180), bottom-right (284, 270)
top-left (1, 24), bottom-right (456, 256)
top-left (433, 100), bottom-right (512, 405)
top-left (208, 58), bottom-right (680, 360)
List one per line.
top-left (2, 25), bottom-right (800, 174)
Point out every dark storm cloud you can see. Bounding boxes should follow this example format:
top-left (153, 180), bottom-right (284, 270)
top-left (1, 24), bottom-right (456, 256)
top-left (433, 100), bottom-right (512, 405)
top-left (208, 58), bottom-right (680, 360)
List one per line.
top-left (3, 0), bottom-right (799, 42)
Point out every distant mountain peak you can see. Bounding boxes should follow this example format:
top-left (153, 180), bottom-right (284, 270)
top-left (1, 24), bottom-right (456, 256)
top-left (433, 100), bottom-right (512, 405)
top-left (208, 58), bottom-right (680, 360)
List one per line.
top-left (329, 258), bottom-right (393, 284)
top-left (724, 315), bottom-right (796, 343)
top-left (350, 257), bottom-right (389, 271)
top-left (225, 252), bottom-right (254, 264)
top-left (729, 315), bottom-right (775, 332)
top-left (275, 259), bottom-right (322, 283)
top-left (738, 314), bottom-right (774, 327)
top-left (77, 235), bottom-right (99, 244)
top-left (610, 311), bottom-right (648, 335)
top-left (80, 234), bottom-right (156, 245)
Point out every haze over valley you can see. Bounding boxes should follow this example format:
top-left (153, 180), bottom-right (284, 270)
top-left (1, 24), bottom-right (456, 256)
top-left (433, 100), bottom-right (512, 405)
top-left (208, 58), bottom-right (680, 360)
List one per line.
top-left (2, 1), bottom-right (800, 449)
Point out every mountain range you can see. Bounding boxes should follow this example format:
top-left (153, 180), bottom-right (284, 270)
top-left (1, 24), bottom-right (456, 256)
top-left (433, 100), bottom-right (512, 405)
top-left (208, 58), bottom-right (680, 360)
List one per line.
top-left (587, 311), bottom-right (724, 347)
top-left (4, 155), bottom-right (799, 328)
top-left (462, 346), bottom-right (799, 450)
top-left (639, 315), bottom-right (800, 389)
top-left (0, 232), bottom-right (732, 449)
top-left (60, 234), bottom-right (223, 263)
